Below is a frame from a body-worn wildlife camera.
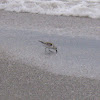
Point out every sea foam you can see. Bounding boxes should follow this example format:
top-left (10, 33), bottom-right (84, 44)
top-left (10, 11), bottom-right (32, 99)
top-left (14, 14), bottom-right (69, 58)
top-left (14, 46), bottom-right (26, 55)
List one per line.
top-left (0, 0), bottom-right (100, 18)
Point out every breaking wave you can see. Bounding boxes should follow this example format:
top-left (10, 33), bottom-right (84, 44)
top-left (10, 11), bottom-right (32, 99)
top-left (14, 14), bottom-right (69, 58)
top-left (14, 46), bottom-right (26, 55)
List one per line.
top-left (0, 0), bottom-right (100, 18)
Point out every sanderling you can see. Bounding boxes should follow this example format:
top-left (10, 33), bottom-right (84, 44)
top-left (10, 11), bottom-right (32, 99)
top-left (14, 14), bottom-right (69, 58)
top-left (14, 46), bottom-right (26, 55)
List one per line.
top-left (39, 41), bottom-right (57, 53)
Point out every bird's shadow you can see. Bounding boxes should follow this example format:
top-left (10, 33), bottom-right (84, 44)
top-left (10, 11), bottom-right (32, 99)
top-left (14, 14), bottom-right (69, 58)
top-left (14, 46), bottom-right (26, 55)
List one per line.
top-left (45, 50), bottom-right (57, 55)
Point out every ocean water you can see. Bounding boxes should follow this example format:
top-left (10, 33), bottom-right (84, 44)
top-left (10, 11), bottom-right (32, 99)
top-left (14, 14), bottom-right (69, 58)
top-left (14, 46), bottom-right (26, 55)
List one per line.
top-left (0, 0), bottom-right (100, 18)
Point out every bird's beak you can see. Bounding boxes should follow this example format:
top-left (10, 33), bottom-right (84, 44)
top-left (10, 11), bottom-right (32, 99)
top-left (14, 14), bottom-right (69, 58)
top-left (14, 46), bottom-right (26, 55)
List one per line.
top-left (56, 49), bottom-right (57, 53)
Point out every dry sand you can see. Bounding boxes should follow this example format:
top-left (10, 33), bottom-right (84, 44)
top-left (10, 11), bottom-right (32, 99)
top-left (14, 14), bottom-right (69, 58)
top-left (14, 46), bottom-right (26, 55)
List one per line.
top-left (0, 10), bottom-right (100, 100)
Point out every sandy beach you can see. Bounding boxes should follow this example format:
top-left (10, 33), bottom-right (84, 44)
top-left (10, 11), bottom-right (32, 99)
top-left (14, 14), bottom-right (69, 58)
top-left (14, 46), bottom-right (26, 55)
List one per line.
top-left (0, 10), bottom-right (100, 100)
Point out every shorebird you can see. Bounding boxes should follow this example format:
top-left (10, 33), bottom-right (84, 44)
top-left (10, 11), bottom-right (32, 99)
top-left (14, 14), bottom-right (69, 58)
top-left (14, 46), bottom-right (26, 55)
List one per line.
top-left (39, 41), bottom-right (57, 53)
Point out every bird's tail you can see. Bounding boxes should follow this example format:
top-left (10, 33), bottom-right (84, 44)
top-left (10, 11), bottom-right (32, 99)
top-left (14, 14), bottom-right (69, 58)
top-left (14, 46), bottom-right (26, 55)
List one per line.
top-left (39, 40), bottom-right (45, 44)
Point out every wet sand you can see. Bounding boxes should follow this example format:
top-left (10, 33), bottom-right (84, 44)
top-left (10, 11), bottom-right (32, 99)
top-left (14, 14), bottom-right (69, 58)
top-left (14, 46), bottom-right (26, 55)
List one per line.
top-left (0, 10), bottom-right (100, 38)
top-left (0, 47), bottom-right (100, 100)
top-left (0, 10), bottom-right (100, 100)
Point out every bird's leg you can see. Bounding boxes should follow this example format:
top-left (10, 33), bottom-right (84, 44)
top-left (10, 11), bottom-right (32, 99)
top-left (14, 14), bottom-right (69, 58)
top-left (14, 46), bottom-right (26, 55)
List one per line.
top-left (49, 49), bottom-right (51, 52)
top-left (45, 47), bottom-right (48, 52)
top-left (49, 49), bottom-right (53, 52)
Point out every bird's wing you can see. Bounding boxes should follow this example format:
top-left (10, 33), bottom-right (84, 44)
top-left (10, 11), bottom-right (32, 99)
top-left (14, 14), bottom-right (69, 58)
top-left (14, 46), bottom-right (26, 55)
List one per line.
top-left (46, 42), bottom-right (52, 46)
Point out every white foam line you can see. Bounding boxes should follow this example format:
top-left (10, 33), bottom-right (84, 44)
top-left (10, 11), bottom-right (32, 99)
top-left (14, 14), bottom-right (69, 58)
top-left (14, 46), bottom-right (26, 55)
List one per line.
top-left (0, 0), bottom-right (100, 18)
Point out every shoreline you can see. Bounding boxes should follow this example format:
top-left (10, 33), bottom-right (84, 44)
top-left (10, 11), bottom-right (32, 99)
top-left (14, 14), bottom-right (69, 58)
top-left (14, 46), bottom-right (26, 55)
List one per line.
top-left (0, 10), bottom-right (100, 39)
